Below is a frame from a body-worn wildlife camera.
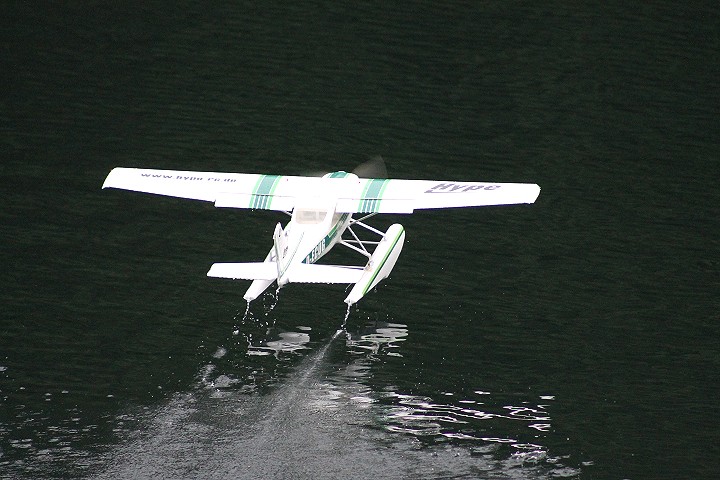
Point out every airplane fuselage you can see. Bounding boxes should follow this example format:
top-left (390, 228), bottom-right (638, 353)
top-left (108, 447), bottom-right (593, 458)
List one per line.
top-left (273, 172), bottom-right (356, 286)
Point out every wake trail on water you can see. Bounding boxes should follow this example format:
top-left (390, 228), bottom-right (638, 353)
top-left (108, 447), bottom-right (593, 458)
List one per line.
top-left (93, 304), bottom-right (572, 480)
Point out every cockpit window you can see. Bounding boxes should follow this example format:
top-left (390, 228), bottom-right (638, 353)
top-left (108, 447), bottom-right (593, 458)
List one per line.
top-left (294, 209), bottom-right (328, 224)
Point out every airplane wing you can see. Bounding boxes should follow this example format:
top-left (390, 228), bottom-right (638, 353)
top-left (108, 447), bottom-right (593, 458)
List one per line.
top-left (102, 167), bottom-right (314, 211)
top-left (335, 178), bottom-right (540, 213)
top-left (103, 167), bottom-right (539, 213)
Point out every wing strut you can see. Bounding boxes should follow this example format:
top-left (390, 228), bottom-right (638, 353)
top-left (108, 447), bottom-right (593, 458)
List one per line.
top-left (349, 218), bottom-right (385, 237)
top-left (340, 225), bottom-right (372, 258)
top-left (339, 217), bottom-right (386, 258)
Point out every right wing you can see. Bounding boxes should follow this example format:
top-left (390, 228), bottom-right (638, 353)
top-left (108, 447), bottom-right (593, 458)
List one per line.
top-left (335, 178), bottom-right (540, 213)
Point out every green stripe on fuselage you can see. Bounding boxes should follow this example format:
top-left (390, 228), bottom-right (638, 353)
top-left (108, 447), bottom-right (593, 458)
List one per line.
top-left (302, 212), bottom-right (350, 263)
top-left (250, 175), bottom-right (281, 209)
top-left (324, 212), bottom-right (350, 245)
top-left (328, 171), bottom-right (350, 178)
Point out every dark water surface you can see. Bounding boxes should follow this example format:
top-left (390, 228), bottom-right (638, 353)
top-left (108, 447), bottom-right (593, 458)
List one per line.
top-left (2, 2), bottom-right (719, 479)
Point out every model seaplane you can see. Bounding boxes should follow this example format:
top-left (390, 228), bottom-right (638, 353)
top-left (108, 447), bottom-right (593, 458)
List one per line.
top-left (102, 160), bottom-right (540, 305)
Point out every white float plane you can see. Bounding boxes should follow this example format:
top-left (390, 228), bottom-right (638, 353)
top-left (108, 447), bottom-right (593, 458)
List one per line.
top-left (102, 162), bottom-right (539, 305)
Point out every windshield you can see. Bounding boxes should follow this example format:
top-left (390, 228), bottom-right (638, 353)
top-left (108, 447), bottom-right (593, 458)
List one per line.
top-left (294, 209), bottom-right (328, 225)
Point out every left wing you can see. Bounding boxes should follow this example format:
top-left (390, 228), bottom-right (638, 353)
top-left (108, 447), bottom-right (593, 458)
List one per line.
top-left (102, 167), bottom-right (315, 211)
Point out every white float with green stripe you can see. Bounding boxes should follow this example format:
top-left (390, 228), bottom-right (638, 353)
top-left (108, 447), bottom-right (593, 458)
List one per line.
top-left (344, 224), bottom-right (405, 305)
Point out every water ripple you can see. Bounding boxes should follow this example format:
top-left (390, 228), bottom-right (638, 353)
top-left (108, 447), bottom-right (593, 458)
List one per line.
top-left (375, 388), bottom-right (560, 461)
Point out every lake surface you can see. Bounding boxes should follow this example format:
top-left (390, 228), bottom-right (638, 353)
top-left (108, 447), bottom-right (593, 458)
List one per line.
top-left (2, 2), bottom-right (719, 479)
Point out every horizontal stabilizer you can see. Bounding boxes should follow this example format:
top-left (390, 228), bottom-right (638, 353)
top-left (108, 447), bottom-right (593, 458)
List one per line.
top-left (207, 262), bottom-right (277, 281)
top-left (287, 264), bottom-right (364, 284)
top-left (207, 262), bottom-right (363, 284)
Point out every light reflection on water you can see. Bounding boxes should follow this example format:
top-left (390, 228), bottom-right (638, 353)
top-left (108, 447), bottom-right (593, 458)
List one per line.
top-left (247, 331), bottom-right (312, 356)
top-left (332, 319), bottom-right (577, 475)
top-left (345, 321), bottom-right (408, 357)
top-left (0, 309), bottom-right (582, 479)
top-left (87, 316), bottom-right (579, 479)
top-left (377, 390), bottom-right (556, 460)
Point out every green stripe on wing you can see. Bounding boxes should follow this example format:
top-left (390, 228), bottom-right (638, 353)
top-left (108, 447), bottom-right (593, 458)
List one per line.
top-left (250, 175), bottom-right (282, 209)
top-left (359, 179), bottom-right (389, 213)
